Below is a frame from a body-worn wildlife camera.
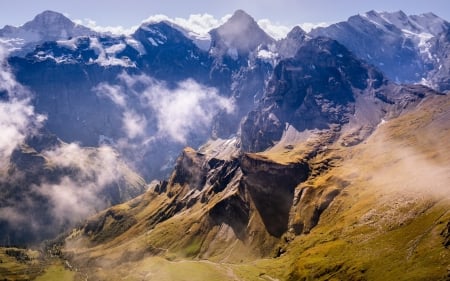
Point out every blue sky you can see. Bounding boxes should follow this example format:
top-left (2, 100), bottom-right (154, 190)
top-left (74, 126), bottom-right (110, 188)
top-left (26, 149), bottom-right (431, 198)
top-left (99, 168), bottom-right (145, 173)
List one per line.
top-left (1, 0), bottom-right (449, 29)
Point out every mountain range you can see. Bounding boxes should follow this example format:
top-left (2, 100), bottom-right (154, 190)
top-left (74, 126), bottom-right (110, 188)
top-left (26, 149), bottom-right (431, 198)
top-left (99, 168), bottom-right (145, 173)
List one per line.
top-left (0, 9), bottom-right (449, 281)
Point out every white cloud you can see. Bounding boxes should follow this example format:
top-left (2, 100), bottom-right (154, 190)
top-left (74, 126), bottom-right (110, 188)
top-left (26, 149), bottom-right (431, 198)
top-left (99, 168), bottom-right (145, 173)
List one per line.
top-left (73, 13), bottom-right (330, 43)
top-left (143, 13), bottom-right (230, 38)
top-left (257, 19), bottom-right (292, 40)
top-left (140, 78), bottom-right (234, 143)
top-left (95, 73), bottom-right (234, 144)
top-left (0, 45), bottom-right (142, 239)
top-left (73, 18), bottom-right (138, 35)
top-left (0, 206), bottom-right (28, 226)
top-left (40, 143), bottom-right (129, 223)
top-left (94, 83), bottom-right (127, 107)
top-left (94, 80), bottom-right (147, 140)
top-left (89, 37), bottom-right (134, 67)
top-left (38, 177), bottom-right (104, 223)
top-left (0, 43), bottom-right (46, 168)
top-left (122, 110), bottom-right (147, 139)
top-left (299, 22), bottom-right (330, 32)
top-left (141, 14), bottom-right (330, 41)
top-left (43, 143), bottom-right (116, 179)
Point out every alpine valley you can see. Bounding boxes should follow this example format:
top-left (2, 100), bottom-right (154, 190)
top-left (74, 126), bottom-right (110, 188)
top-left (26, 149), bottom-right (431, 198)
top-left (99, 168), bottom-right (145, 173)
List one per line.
top-left (0, 9), bottom-right (449, 281)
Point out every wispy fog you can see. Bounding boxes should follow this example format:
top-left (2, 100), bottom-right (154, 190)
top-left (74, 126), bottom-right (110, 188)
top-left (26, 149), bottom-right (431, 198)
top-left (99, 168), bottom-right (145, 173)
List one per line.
top-left (369, 134), bottom-right (450, 199)
top-left (0, 44), bottom-right (143, 244)
top-left (0, 43), bottom-right (46, 167)
top-left (350, 121), bottom-right (450, 201)
top-left (95, 73), bottom-right (234, 144)
top-left (39, 144), bottom-right (130, 224)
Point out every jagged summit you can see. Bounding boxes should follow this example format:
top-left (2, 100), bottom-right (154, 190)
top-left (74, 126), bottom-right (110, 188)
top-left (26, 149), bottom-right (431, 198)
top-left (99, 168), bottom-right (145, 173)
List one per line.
top-left (275, 25), bottom-right (308, 59)
top-left (287, 26), bottom-right (306, 39)
top-left (357, 9), bottom-right (449, 36)
top-left (22, 10), bottom-right (74, 29)
top-left (209, 9), bottom-right (274, 57)
top-left (228, 9), bottom-right (255, 25)
top-left (310, 10), bottom-right (450, 83)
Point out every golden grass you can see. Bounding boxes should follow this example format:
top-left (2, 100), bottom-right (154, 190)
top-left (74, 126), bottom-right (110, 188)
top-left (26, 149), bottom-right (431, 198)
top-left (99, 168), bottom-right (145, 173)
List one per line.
top-left (57, 95), bottom-right (450, 281)
top-left (34, 263), bottom-right (75, 281)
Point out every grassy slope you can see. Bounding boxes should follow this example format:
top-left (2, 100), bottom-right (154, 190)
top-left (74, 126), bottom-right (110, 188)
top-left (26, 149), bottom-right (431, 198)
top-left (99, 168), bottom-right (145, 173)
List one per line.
top-left (254, 94), bottom-right (450, 280)
top-left (6, 95), bottom-right (446, 280)
top-left (56, 95), bottom-right (449, 281)
top-left (0, 248), bottom-right (74, 281)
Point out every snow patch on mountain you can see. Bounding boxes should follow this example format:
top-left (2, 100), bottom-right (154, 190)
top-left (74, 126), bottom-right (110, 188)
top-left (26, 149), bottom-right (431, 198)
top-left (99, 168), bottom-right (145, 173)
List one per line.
top-left (125, 38), bottom-right (146, 55)
top-left (360, 10), bottom-right (448, 40)
top-left (141, 14), bottom-right (228, 50)
top-left (56, 37), bottom-right (79, 51)
top-left (379, 11), bottom-right (448, 36)
top-left (89, 38), bottom-right (134, 67)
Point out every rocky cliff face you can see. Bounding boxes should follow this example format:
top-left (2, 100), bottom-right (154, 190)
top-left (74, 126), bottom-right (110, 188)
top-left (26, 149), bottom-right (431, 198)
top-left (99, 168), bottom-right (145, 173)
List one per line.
top-left (240, 37), bottom-right (378, 152)
top-left (65, 142), bottom-right (309, 257)
top-left (427, 28), bottom-right (450, 92)
top-left (240, 37), bottom-right (435, 152)
top-left (240, 154), bottom-right (309, 237)
top-left (276, 26), bottom-right (308, 59)
top-left (64, 125), bottom-right (359, 263)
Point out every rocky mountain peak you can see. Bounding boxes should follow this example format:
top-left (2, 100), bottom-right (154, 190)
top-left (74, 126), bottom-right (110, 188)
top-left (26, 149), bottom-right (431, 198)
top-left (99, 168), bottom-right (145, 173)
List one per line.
top-left (287, 26), bottom-right (307, 39)
top-left (0, 10), bottom-right (95, 53)
top-left (22, 10), bottom-right (75, 31)
top-left (135, 21), bottom-right (178, 44)
top-left (228, 9), bottom-right (255, 25)
top-left (20, 10), bottom-right (94, 39)
top-left (209, 9), bottom-right (274, 57)
top-left (275, 26), bottom-right (308, 59)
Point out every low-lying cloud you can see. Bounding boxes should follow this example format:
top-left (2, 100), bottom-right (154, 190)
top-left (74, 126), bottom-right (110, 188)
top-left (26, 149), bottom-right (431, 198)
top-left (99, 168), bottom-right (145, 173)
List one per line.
top-left (73, 13), bottom-right (330, 41)
top-left (0, 44), bottom-right (143, 245)
top-left (73, 18), bottom-right (138, 35)
top-left (122, 110), bottom-right (148, 139)
top-left (143, 13), bottom-right (230, 38)
top-left (369, 136), bottom-right (450, 199)
top-left (39, 144), bottom-right (131, 224)
top-left (141, 78), bottom-right (234, 143)
top-left (0, 43), bottom-right (46, 168)
top-left (0, 140), bottom-right (142, 244)
top-left (96, 73), bottom-right (234, 144)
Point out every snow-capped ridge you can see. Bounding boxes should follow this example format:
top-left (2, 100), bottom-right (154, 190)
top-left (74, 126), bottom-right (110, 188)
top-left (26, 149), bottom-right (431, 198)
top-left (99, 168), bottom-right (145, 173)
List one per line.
top-left (138, 19), bottom-right (211, 50)
top-left (360, 10), bottom-right (449, 36)
top-left (0, 10), bottom-right (96, 53)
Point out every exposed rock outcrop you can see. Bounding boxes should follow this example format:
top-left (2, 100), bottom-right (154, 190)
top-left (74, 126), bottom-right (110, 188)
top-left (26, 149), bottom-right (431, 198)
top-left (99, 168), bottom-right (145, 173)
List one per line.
top-left (240, 37), bottom-right (436, 152)
top-left (442, 221), bottom-right (450, 248)
top-left (241, 153), bottom-right (309, 237)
